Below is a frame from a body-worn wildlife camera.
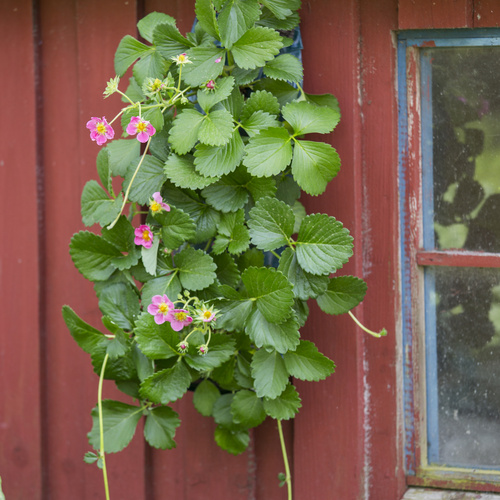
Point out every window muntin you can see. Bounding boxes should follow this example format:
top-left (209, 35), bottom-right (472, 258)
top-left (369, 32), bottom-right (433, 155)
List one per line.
top-left (399, 30), bottom-right (500, 491)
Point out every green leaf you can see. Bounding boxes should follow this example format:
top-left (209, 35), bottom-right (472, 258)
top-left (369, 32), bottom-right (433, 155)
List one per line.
top-left (235, 354), bottom-right (254, 388)
top-left (251, 349), bottom-right (289, 399)
top-left (263, 54), bottom-right (303, 82)
top-left (182, 47), bottom-right (225, 87)
top-left (102, 216), bottom-right (141, 271)
top-left (296, 214), bottom-right (353, 275)
top-left (140, 361), bottom-right (191, 403)
top-left (231, 390), bottom-right (266, 427)
top-left (197, 76), bottom-right (235, 113)
top-left (214, 426), bottom-right (250, 454)
top-left (98, 282), bottom-right (140, 330)
top-left (263, 383), bottom-right (301, 420)
top-left (213, 394), bottom-right (237, 428)
top-left (246, 308), bottom-right (300, 354)
top-left (169, 109), bottom-right (204, 155)
top-left (232, 66), bottom-right (260, 85)
top-left (144, 406), bottom-right (180, 449)
top-left (261, 0), bottom-right (297, 19)
top-left (216, 290), bottom-right (254, 332)
top-left (241, 90), bottom-right (280, 121)
top-left (114, 35), bottom-right (152, 76)
top-left (240, 110), bottom-right (279, 137)
top-left (123, 155), bottom-right (167, 205)
top-left (242, 267), bottom-right (294, 323)
top-left (292, 200), bottom-right (306, 233)
top-left (138, 12), bottom-right (176, 42)
top-left (153, 22), bottom-right (193, 59)
top-left (248, 197), bottom-right (294, 251)
top-left (174, 247), bottom-right (217, 290)
top-left (317, 276), bottom-right (368, 315)
top-left (141, 238), bottom-right (159, 277)
top-left (164, 153), bottom-right (219, 190)
top-left (194, 130), bottom-right (244, 177)
top-left (62, 305), bottom-right (105, 355)
top-left (193, 379), bottom-right (221, 417)
top-left (194, 0), bottom-right (220, 40)
top-left (243, 127), bottom-right (292, 177)
top-left (133, 50), bottom-right (169, 86)
top-left (232, 27), bottom-right (283, 69)
top-left (278, 247), bottom-right (329, 300)
top-left (246, 175), bottom-right (277, 201)
top-left (283, 100), bottom-right (340, 136)
top-left (213, 210), bottom-right (250, 255)
top-left (199, 109), bottom-right (234, 146)
top-left (88, 400), bottom-right (142, 453)
top-left (134, 312), bottom-right (179, 360)
top-left (284, 340), bottom-right (335, 381)
top-left (184, 334), bottom-right (236, 371)
top-left (305, 92), bottom-right (341, 115)
top-left (202, 171), bottom-right (249, 213)
top-left (258, 8), bottom-right (299, 30)
top-left (106, 139), bottom-right (141, 177)
top-left (70, 231), bottom-right (122, 281)
top-left (132, 343), bottom-right (154, 382)
top-left (253, 79), bottom-right (299, 107)
top-left (158, 208), bottom-right (196, 248)
top-left (81, 180), bottom-right (123, 227)
top-left (150, 125), bottom-right (172, 162)
top-left (96, 148), bottom-right (113, 194)
top-left (106, 330), bottom-right (130, 359)
top-left (141, 273), bottom-right (182, 309)
top-left (218, 0), bottom-right (261, 48)
top-left (213, 253), bottom-right (241, 287)
top-left (91, 342), bottom-right (137, 381)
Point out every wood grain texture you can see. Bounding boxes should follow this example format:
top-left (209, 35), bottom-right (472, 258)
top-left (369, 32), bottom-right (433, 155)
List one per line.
top-left (298, 1), bottom-right (365, 498)
top-left (398, 0), bottom-right (473, 28)
top-left (474, 0), bottom-right (500, 27)
top-left (0, 1), bottom-right (42, 499)
top-left (38, 1), bottom-right (146, 498)
top-left (359, 0), bottom-right (406, 498)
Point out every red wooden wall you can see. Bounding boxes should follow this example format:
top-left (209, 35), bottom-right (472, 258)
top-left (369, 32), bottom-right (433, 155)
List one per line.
top-left (1, 1), bottom-right (500, 499)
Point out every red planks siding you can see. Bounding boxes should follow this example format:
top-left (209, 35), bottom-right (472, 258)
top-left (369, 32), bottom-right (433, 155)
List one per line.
top-left (360, 0), bottom-right (406, 498)
top-left (0, 2), bottom-right (42, 499)
top-left (298, 0), bottom-right (366, 498)
top-left (38, 1), bottom-right (145, 498)
top-left (398, 0), bottom-right (473, 29)
top-left (474, 0), bottom-right (500, 26)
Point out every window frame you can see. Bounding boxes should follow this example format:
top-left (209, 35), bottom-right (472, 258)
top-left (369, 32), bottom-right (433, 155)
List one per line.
top-left (398, 29), bottom-right (500, 493)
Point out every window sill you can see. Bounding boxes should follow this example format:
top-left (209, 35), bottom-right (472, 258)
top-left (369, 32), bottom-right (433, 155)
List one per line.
top-left (403, 488), bottom-right (500, 499)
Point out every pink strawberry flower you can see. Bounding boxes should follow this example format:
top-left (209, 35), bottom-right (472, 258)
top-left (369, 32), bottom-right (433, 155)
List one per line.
top-left (197, 305), bottom-right (217, 323)
top-left (206, 80), bottom-right (215, 90)
top-left (86, 116), bottom-right (114, 146)
top-left (147, 294), bottom-right (175, 325)
top-left (169, 309), bottom-right (193, 332)
top-left (126, 116), bottom-right (156, 143)
top-left (134, 224), bottom-right (154, 248)
top-left (215, 57), bottom-right (222, 63)
top-left (149, 192), bottom-right (170, 214)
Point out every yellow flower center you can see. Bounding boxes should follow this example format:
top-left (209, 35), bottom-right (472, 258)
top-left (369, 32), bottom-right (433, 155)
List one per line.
top-left (179, 54), bottom-right (186, 62)
top-left (152, 78), bottom-right (162, 90)
top-left (203, 311), bottom-right (212, 319)
top-left (137, 122), bottom-right (147, 132)
top-left (151, 201), bottom-right (161, 212)
top-left (175, 312), bottom-right (187, 321)
top-left (96, 123), bottom-right (106, 135)
top-left (158, 303), bottom-right (169, 314)
top-left (142, 230), bottom-right (151, 241)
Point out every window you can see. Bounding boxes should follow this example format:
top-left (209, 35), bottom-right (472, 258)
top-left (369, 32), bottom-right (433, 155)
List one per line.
top-left (399, 30), bottom-right (500, 493)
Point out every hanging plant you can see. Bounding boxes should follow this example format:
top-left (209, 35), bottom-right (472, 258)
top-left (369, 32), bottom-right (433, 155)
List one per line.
top-left (63, 2), bottom-right (385, 498)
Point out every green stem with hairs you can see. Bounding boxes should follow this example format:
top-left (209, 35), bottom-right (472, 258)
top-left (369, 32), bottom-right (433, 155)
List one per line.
top-left (277, 419), bottom-right (292, 500)
top-left (98, 353), bottom-right (111, 500)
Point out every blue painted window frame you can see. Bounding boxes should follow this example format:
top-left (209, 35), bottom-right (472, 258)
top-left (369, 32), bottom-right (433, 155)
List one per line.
top-left (398, 28), bottom-right (500, 483)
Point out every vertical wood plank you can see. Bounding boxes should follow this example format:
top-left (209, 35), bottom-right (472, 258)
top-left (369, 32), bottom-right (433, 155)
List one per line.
top-left (39, 1), bottom-right (146, 498)
top-left (474, 0), bottom-right (500, 27)
top-left (360, 0), bottom-right (407, 498)
top-left (0, 2), bottom-right (42, 498)
top-left (398, 0), bottom-right (473, 29)
top-left (298, 0), bottom-right (366, 498)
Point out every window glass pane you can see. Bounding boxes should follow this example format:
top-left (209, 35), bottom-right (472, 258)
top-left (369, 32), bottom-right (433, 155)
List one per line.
top-left (423, 47), bottom-right (500, 251)
top-left (426, 266), bottom-right (500, 468)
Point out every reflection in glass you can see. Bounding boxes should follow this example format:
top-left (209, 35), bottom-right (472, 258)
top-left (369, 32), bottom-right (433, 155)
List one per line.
top-left (426, 267), bottom-right (500, 468)
top-left (424, 47), bottom-right (500, 251)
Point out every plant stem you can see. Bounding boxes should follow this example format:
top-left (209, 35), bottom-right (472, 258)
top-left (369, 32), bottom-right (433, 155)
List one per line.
top-left (98, 353), bottom-right (111, 500)
top-left (107, 137), bottom-right (151, 229)
top-left (277, 419), bottom-right (292, 500)
top-left (348, 310), bottom-right (387, 338)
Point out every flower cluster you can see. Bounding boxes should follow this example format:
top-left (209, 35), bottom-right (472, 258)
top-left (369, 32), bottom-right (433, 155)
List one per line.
top-left (147, 292), bottom-right (219, 355)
